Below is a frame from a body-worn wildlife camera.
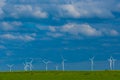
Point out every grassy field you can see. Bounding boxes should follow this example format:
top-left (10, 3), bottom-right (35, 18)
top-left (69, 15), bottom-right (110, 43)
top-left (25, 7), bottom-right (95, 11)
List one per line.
top-left (0, 71), bottom-right (120, 80)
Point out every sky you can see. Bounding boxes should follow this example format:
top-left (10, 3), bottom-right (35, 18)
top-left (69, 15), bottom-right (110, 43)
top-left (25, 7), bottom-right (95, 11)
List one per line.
top-left (0, 0), bottom-right (120, 71)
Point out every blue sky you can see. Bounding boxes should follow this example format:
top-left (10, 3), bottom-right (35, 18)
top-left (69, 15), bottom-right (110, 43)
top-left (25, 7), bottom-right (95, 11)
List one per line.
top-left (0, 0), bottom-right (120, 71)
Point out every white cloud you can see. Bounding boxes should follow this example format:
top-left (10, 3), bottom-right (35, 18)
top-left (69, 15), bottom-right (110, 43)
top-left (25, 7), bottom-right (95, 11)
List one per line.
top-left (0, 33), bottom-right (36, 41)
top-left (0, 0), bottom-right (5, 7)
top-left (37, 23), bottom-right (102, 37)
top-left (109, 30), bottom-right (119, 36)
top-left (61, 23), bottom-right (119, 37)
top-left (60, 0), bottom-right (114, 18)
top-left (43, 23), bottom-right (119, 38)
top-left (61, 4), bottom-right (80, 18)
top-left (1, 22), bottom-right (13, 30)
top-left (49, 26), bottom-right (56, 32)
top-left (10, 5), bottom-right (48, 19)
top-left (0, 0), bottom-right (119, 19)
top-left (0, 21), bottom-right (22, 31)
top-left (101, 29), bottom-right (119, 36)
top-left (33, 7), bottom-right (48, 18)
top-left (61, 23), bottom-right (102, 36)
top-left (0, 0), bottom-right (6, 15)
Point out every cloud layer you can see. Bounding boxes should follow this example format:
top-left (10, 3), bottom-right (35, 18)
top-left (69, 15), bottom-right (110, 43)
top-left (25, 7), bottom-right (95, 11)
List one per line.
top-left (0, 0), bottom-right (119, 41)
top-left (0, 0), bottom-right (120, 19)
top-left (48, 23), bottom-right (119, 38)
top-left (0, 33), bottom-right (36, 42)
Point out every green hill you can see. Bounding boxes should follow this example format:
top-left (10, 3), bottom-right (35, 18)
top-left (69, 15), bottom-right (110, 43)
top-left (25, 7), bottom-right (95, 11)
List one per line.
top-left (0, 71), bottom-right (120, 80)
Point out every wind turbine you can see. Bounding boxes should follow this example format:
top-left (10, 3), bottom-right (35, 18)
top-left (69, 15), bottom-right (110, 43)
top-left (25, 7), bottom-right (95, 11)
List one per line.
top-left (111, 56), bottom-right (116, 70)
top-left (23, 62), bottom-right (29, 71)
top-left (7, 64), bottom-right (14, 72)
top-left (29, 58), bottom-right (34, 71)
top-left (23, 58), bottom-right (28, 71)
top-left (42, 60), bottom-right (51, 71)
top-left (89, 57), bottom-right (94, 71)
top-left (61, 56), bottom-right (66, 71)
top-left (108, 56), bottom-right (113, 70)
top-left (23, 58), bottom-right (34, 71)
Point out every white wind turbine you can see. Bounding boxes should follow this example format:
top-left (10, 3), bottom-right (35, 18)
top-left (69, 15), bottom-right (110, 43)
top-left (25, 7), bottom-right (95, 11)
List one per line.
top-left (89, 57), bottom-right (94, 71)
top-left (111, 57), bottom-right (116, 70)
top-left (7, 64), bottom-right (14, 72)
top-left (23, 58), bottom-right (29, 71)
top-left (61, 56), bottom-right (66, 71)
top-left (23, 62), bottom-right (29, 71)
top-left (29, 58), bottom-right (34, 71)
top-left (23, 58), bottom-right (34, 71)
top-left (42, 60), bottom-right (51, 71)
top-left (108, 56), bottom-right (113, 70)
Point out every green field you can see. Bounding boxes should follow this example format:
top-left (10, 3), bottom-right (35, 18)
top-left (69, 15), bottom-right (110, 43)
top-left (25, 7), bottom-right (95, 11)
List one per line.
top-left (0, 71), bottom-right (120, 80)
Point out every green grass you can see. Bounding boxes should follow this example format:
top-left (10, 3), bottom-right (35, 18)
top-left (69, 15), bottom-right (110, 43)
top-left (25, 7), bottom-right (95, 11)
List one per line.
top-left (0, 71), bottom-right (120, 80)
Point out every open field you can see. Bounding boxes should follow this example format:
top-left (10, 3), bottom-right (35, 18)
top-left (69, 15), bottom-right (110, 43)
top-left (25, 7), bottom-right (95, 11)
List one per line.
top-left (0, 71), bottom-right (120, 80)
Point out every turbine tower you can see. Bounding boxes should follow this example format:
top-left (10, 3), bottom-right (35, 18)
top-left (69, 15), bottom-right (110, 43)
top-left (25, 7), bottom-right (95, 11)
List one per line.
top-left (42, 60), bottom-right (51, 71)
top-left (108, 56), bottom-right (116, 70)
top-left (7, 64), bottom-right (14, 72)
top-left (89, 57), bottom-right (94, 71)
top-left (29, 58), bottom-right (33, 71)
top-left (108, 56), bottom-right (113, 70)
top-left (112, 59), bottom-right (116, 70)
top-left (61, 56), bottom-right (66, 71)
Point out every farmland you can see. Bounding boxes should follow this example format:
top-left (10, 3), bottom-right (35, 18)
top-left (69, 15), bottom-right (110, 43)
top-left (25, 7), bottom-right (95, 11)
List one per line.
top-left (0, 71), bottom-right (120, 80)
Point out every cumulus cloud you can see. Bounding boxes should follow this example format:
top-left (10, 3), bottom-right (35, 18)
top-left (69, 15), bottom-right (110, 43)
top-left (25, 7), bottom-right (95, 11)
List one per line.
top-left (0, 0), bottom-right (119, 40)
top-left (0, 21), bottom-right (22, 31)
top-left (42, 23), bottom-right (119, 38)
top-left (8, 5), bottom-right (48, 19)
top-left (61, 4), bottom-right (80, 18)
top-left (61, 23), bottom-right (119, 37)
top-left (49, 26), bottom-right (56, 32)
top-left (0, 0), bottom-right (120, 19)
top-left (0, 0), bottom-right (6, 15)
top-left (61, 23), bottom-right (102, 36)
top-left (110, 30), bottom-right (119, 36)
top-left (60, 0), bottom-right (115, 18)
top-left (101, 28), bottom-right (119, 36)
top-left (0, 33), bottom-right (36, 41)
